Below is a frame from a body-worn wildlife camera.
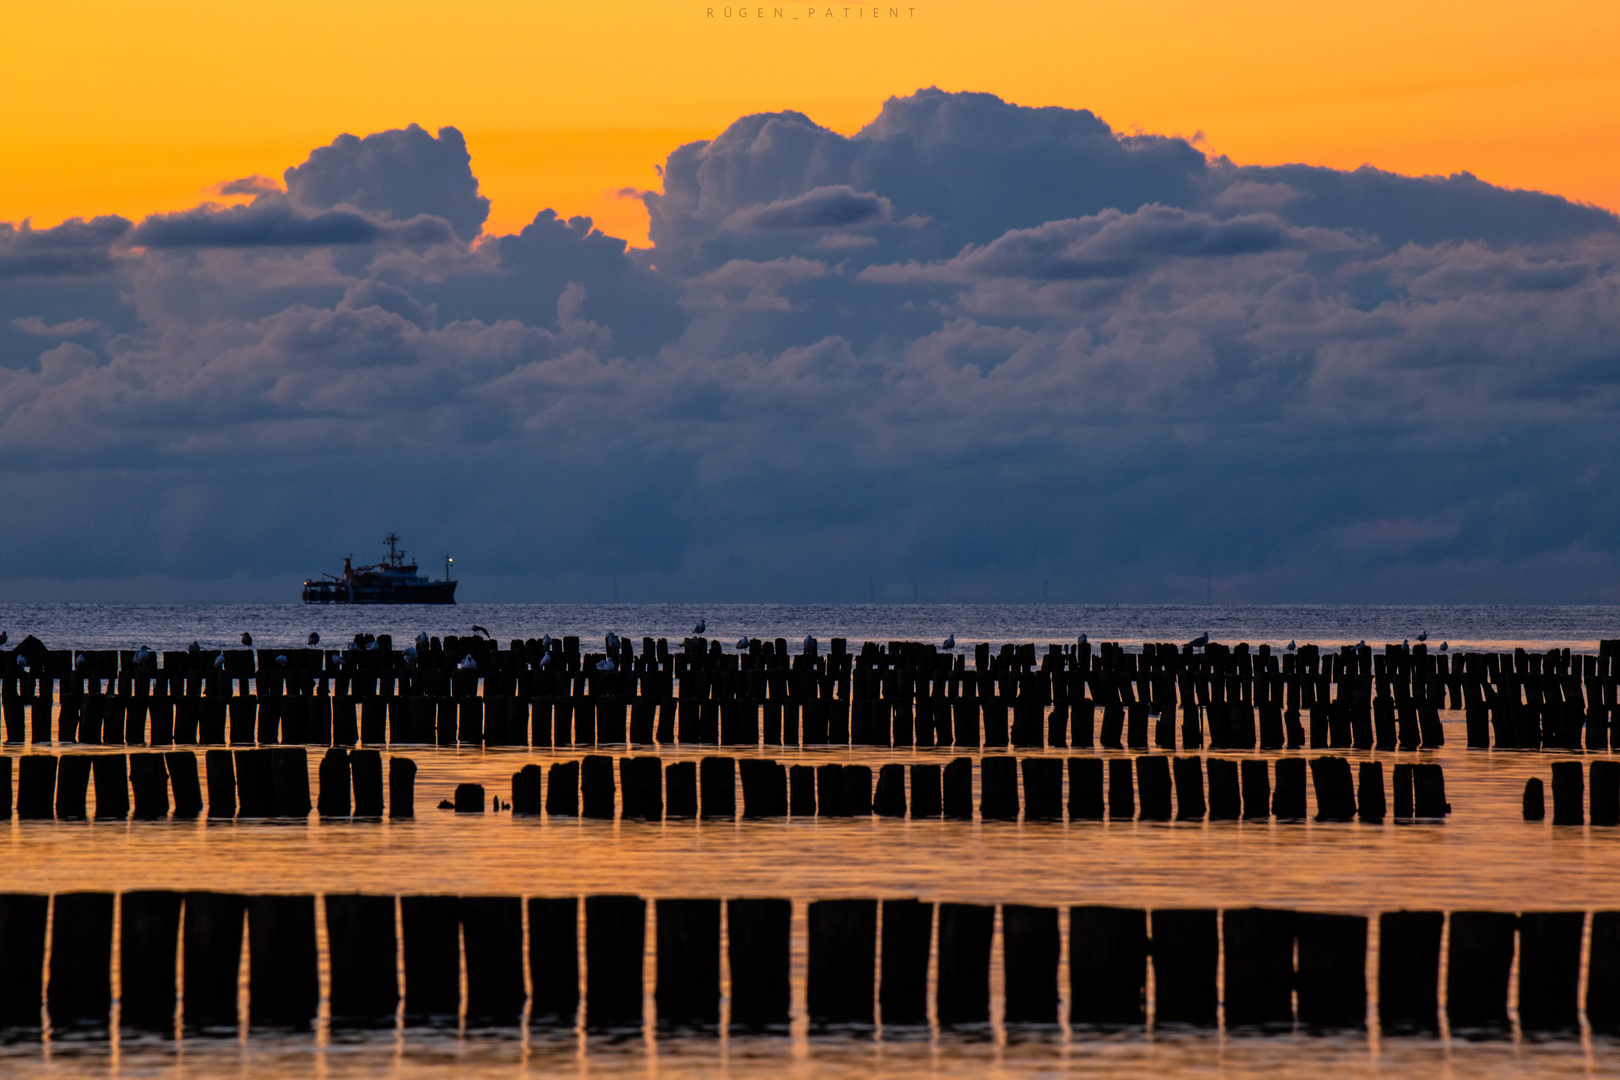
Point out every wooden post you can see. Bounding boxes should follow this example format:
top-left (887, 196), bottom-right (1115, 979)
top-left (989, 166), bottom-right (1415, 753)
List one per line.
top-left (129, 753), bottom-right (170, 819)
top-left (1172, 757), bottom-right (1204, 821)
top-left (663, 761), bottom-right (695, 818)
top-left (461, 896), bottom-right (524, 1026)
top-left (936, 903), bottom-right (993, 1027)
top-left (247, 895), bottom-right (318, 1029)
top-left (234, 748), bottom-right (273, 817)
top-left (1002, 904), bottom-right (1059, 1025)
top-left (454, 783), bottom-right (485, 813)
top-left (119, 890), bottom-right (181, 1032)
top-left (1068, 757), bottom-right (1104, 821)
top-left (1149, 908), bottom-right (1217, 1026)
top-left (1295, 912), bottom-right (1366, 1029)
top-left (401, 895), bottom-right (460, 1023)
top-left (878, 898), bottom-right (930, 1026)
top-left (1206, 758), bottom-right (1240, 820)
top-left (1022, 758), bottom-right (1062, 820)
top-left (980, 757), bottom-right (1018, 821)
top-left (270, 747), bottom-right (310, 817)
top-left (1518, 911), bottom-right (1582, 1032)
top-left (1413, 763), bottom-right (1449, 818)
top-left (48, 892), bottom-right (113, 1030)
top-left (547, 760), bottom-right (580, 817)
top-left (700, 756), bottom-right (735, 820)
top-left (529, 897), bottom-right (579, 1027)
top-left (1221, 907), bottom-right (1295, 1028)
top-left (655, 898), bottom-right (721, 1029)
top-left (325, 894), bottom-right (398, 1027)
top-left (1378, 910), bottom-right (1441, 1032)
top-left (581, 754), bottom-right (615, 819)
top-left (166, 751), bottom-right (204, 817)
top-left (728, 898), bottom-right (790, 1031)
top-left (182, 892), bottom-right (245, 1031)
top-left (16, 755), bottom-right (56, 819)
top-left (943, 757), bottom-right (973, 820)
top-left (1309, 756), bottom-right (1356, 821)
top-left (1069, 906), bottom-right (1146, 1026)
top-left (873, 763), bottom-right (906, 817)
top-left (1358, 761), bottom-right (1386, 823)
top-left (1587, 911), bottom-right (1620, 1033)
top-left (1445, 911), bottom-right (1516, 1032)
top-left (1272, 758), bottom-right (1306, 820)
top-left (1108, 758), bottom-right (1134, 820)
top-left (622, 756), bottom-right (665, 820)
top-left (55, 755), bottom-right (91, 819)
top-left (1135, 756), bottom-right (1172, 821)
top-left (205, 749), bottom-right (235, 818)
top-left (1240, 759), bottom-right (1269, 820)
top-left (585, 895), bottom-right (645, 1031)
top-left (0, 893), bottom-right (47, 1031)
top-left (806, 899), bottom-right (876, 1028)
top-left (351, 749), bottom-right (383, 815)
top-left (388, 756), bottom-right (415, 818)
top-left (512, 764), bottom-right (542, 815)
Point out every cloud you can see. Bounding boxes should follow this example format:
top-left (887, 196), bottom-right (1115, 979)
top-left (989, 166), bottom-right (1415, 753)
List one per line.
top-left (217, 175), bottom-right (282, 197)
top-left (723, 186), bottom-right (894, 231)
top-left (0, 217), bottom-right (131, 279)
top-left (3, 95), bottom-right (1620, 602)
top-left (285, 124), bottom-right (490, 241)
top-left (13, 316), bottom-right (99, 336)
top-left (129, 198), bottom-right (386, 248)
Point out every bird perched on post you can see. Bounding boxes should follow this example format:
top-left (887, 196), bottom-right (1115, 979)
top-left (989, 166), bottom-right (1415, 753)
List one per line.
top-left (803, 635), bottom-right (816, 653)
top-left (606, 632), bottom-right (621, 652)
top-left (693, 619), bottom-right (706, 635)
top-left (1077, 634), bottom-right (1088, 646)
top-left (241, 632), bottom-right (252, 646)
top-left (1286, 640), bottom-right (1296, 652)
top-left (736, 637), bottom-right (749, 651)
top-left (187, 640), bottom-right (200, 655)
top-left (308, 632), bottom-right (320, 646)
top-left (457, 655), bottom-right (477, 671)
top-left (213, 652), bottom-right (226, 669)
top-left (471, 625), bottom-right (490, 639)
top-left (943, 635), bottom-right (956, 650)
top-left (1417, 631), bottom-right (1429, 642)
top-left (1187, 632), bottom-right (1209, 648)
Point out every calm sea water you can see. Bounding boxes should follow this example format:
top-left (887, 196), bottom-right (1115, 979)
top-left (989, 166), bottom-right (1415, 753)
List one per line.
top-left (3, 604), bottom-right (1620, 1078)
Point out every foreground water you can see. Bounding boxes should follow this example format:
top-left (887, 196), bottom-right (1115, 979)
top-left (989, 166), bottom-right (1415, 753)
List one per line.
top-left (3, 604), bottom-right (1619, 1078)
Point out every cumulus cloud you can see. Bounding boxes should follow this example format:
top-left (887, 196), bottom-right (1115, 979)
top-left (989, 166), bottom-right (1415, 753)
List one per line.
top-left (217, 175), bottom-right (282, 197)
top-left (285, 125), bottom-right (490, 241)
top-left (2, 92), bottom-right (1620, 601)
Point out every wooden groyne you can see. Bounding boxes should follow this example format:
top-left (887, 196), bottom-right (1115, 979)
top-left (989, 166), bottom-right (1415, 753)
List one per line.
top-left (0, 750), bottom-right (1445, 825)
top-left (0, 891), bottom-right (1610, 1037)
top-left (6, 634), bottom-right (1619, 753)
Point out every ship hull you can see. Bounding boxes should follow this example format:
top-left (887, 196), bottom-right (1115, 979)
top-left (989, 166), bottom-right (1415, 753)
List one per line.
top-left (302, 581), bottom-right (457, 604)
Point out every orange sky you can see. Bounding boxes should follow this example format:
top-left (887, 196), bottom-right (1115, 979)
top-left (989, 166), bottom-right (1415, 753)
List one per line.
top-left (4, 0), bottom-right (1617, 245)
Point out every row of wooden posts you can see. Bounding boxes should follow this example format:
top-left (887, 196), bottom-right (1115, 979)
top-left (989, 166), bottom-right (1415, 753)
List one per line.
top-left (0, 750), bottom-right (414, 821)
top-left (496, 753), bottom-right (1449, 824)
top-left (8, 635), bottom-right (1620, 752)
top-left (0, 751), bottom-right (1447, 824)
top-left (0, 892), bottom-right (1613, 1036)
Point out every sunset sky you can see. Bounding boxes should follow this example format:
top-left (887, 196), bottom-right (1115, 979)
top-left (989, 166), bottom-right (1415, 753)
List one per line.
top-left (5, 0), bottom-right (1618, 243)
top-left (3, 1), bottom-right (1619, 603)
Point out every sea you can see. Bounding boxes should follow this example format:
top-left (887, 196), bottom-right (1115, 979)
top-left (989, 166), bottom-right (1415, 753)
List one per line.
top-left (2, 603), bottom-right (1618, 1079)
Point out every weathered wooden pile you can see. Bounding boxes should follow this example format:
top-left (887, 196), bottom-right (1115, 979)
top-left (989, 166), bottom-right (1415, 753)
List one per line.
top-left (0, 891), bottom-right (1611, 1036)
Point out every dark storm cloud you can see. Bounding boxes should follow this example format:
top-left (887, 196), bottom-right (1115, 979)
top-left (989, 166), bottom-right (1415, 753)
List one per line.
top-left (284, 124), bottom-right (491, 241)
top-left (3, 93), bottom-right (1620, 602)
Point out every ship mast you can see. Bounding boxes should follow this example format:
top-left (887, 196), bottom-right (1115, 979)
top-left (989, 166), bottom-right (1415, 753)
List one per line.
top-left (384, 532), bottom-right (403, 568)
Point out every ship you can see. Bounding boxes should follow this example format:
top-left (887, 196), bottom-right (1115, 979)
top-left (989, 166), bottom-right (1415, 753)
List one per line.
top-left (302, 533), bottom-right (457, 604)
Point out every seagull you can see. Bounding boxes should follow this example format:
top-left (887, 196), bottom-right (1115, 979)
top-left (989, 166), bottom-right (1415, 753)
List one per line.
top-left (135, 646), bottom-right (153, 665)
top-left (1187, 633), bottom-right (1209, 648)
top-left (737, 637), bottom-right (750, 651)
top-left (1440, 641), bottom-right (1449, 652)
top-left (541, 634), bottom-right (553, 650)
top-left (14, 654), bottom-right (27, 671)
top-left (538, 650), bottom-right (553, 668)
top-left (606, 632), bottom-right (621, 651)
top-left (365, 640), bottom-right (379, 651)
top-left (803, 635), bottom-right (816, 653)
top-left (0, 631), bottom-right (6, 646)
top-left (596, 656), bottom-right (616, 671)
top-left (187, 640), bottom-right (199, 655)
top-left (275, 655), bottom-right (288, 666)
top-left (1285, 640), bottom-right (1296, 652)
top-left (457, 655), bottom-right (477, 671)
top-left (74, 652), bottom-right (85, 668)
top-left (213, 652), bottom-right (226, 669)
top-left (415, 632), bottom-right (429, 647)
top-left (943, 634), bottom-right (956, 650)
top-left (1403, 639), bottom-right (1410, 648)
top-left (471, 625), bottom-right (490, 639)
top-left (1417, 630), bottom-right (1429, 642)
top-left (403, 645), bottom-right (419, 664)
top-left (241, 632), bottom-right (252, 646)
top-left (693, 619), bottom-right (706, 635)
top-left (308, 632), bottom-right (320, 646)
top-left (1077, 634), bottom-right (1088, 646)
